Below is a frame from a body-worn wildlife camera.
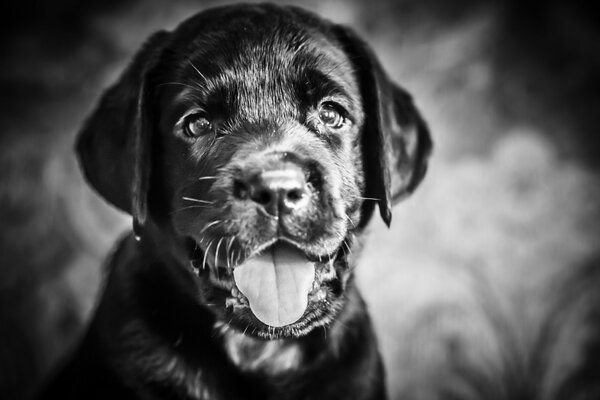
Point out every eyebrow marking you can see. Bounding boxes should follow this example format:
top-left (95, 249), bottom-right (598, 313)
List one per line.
top-left (305, 69), bottom-right (351, 99)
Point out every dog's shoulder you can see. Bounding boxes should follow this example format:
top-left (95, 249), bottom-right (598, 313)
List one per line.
top-left (38, 343), bottom-right (136, 400)
top-left (37, 236), bottom-right (139, 399)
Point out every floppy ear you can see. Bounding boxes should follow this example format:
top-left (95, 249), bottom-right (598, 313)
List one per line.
top-left (76, 31), bottom-right (170, 236)
top-left (335, 27), bottom-right (432, 227)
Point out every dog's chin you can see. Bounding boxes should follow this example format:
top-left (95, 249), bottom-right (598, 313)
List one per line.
top-left (193, 239), bottom-right (348, 340)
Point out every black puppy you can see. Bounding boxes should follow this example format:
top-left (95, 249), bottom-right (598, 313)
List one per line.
top-left (41, 4), bottom-right (431, 399)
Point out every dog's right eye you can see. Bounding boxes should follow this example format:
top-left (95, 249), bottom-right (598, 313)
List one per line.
top-left (184, 114), bottom-right (212, 138)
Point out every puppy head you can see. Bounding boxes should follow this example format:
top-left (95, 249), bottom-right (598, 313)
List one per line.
top-left (77, 4), bottom-right (431, 339)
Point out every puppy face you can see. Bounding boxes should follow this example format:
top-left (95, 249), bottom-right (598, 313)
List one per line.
top-left (153, 13), bottom-right (365, 338)
top-left (77, 4), bottom-right (431, 340)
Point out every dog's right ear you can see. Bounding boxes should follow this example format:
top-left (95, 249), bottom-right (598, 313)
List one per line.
top-left (76, 31), bottom-right (170, 233)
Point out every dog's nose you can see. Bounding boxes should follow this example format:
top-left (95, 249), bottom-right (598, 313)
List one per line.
top-left (233, 166), bottom-right (309, 216)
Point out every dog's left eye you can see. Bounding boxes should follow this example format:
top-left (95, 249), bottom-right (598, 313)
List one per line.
top-left (318, 103), bottom-right (346, 129)
top-left (184, 114), bottom-right (212, 138)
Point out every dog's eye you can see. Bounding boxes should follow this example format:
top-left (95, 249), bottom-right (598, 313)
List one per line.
top-left (318, 103), bottom-right (345, 129)
top-left (184, 114), bottom-right (212, 138)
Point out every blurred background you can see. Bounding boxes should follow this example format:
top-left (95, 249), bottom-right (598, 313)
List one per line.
top-left (1, 0), bottom-right (599, 399)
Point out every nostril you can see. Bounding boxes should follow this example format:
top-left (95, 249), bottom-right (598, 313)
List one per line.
top-left (252, 189), bottom-right (272, 205)
top-left (286, 188), bottom-right (305, 203)
top-left (233, 179), bottom-right (249, 200)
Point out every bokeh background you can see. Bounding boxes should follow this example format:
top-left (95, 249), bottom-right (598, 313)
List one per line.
top-left (1, 0), bottom-right (599, 399)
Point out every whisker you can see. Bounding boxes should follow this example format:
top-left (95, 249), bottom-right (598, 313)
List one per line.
top-left (200, 220), bottom-right (222, 233)
top-left (188, 60), bottom-right (208, 81)
top-left (215, 237), bottom-right (224, 271)
top-left (227, 237), bottom-right (235, 268)
top-left (156, 82), bottom-right (198, 91)
top-left (345, 214), bottom-right (356, 229)
top-left (182, 196), bottom-right (214, 204)
top-left (227, 236), bottom-right (235, 254)
top-left (343, 240), bottom-right (351, 255)
top-left (203, 240), bottom-right (214, 270)
top-left (358, 196), bottom-right (381, 202)
top-left (215, 165), bottom-right (229, 174)
top-left (197, 176), bottom-right (217, 181)
top-left (335, 247), bottom-right (342, 260)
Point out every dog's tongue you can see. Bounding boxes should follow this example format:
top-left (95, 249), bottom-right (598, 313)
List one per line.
top-left (233, 244), bottom-right (314, 327)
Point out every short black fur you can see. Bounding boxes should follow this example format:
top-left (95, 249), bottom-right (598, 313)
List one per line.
top-left (40, 4), bottom-right (431, 400)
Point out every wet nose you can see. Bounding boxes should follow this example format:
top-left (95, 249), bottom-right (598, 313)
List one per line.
top-left (233, 165), bottom-right (309, 216)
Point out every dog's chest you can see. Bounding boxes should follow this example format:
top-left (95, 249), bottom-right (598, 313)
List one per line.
top-left (222, 329), bottom-right (303, 376)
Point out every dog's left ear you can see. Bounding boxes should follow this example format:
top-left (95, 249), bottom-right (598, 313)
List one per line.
top-left (335, 26), bottom-right (433, 227)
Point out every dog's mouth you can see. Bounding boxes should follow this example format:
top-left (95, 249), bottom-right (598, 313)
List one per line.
top-left (191, 239), bottom-right (343, 338)
top-left (229, 242), bottom-right (336, 327)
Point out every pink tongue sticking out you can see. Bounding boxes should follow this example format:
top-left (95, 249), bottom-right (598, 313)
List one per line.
top-left (233, 244), bottom-right (315, 327)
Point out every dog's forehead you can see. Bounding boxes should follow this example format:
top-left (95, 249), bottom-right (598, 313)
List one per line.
top-left (186, 29), bottom-right (354, 91)
top-left (160, 6), bottom-right (360, 121)
top-left (171, 4), bottom-right (351, 70)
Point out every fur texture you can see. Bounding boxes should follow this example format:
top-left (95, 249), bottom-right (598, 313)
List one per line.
top-left (40, 4), bottom-right (431, 399)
